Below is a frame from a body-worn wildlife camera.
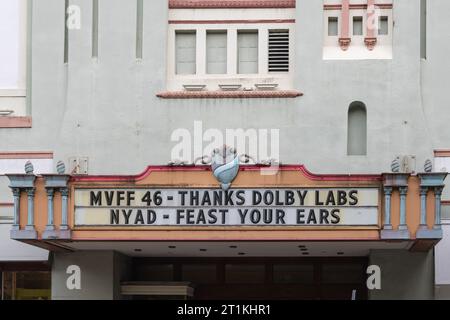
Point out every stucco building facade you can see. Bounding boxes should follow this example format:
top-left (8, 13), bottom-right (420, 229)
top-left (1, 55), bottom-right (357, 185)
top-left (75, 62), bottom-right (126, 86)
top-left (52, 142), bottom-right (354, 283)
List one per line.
top-left (1, 0), bottom-right (449, 300)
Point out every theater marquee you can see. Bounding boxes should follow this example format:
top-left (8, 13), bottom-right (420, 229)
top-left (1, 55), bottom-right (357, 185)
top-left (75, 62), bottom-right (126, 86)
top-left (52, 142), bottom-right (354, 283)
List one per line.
top-left (74, 188), bottom-right (379, 227)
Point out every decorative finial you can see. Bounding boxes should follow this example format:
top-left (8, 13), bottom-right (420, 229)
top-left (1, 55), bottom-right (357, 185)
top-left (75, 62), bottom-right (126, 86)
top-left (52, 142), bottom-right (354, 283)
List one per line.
top-left (391, 158), bottom-right (400, 173)
top-left (56, 161), bottom-right (66, 174)
top-left (424, 159), bottom-right (433, 173)
top-left (24, 161), bottom-right (34, 175)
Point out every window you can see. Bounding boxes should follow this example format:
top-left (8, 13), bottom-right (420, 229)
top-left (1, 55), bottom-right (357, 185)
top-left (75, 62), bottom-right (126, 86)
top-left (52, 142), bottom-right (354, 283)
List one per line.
top-left (206, 31), bottom-right (227, 74)
top-left (175, 31), bottom-right (196, 75)
top-left (328, 17), bottom-right (338, 36)
top-left (237, 30), bottom-right (259, 74)
top-left (268, 30), bottom-right (289, 73)
top-left (379, 16), bottom-right (389, 36)
top-left (353, 16), bottom-right (363, 36)
top-left (166, 5), bottom-right (295, 93)
top-left (347, 102), bottom-right (367, 156)
top-left (323, 0), bottom-right (393, 60)
top-left (0, 0), bottom-right (28, 117)
top-left (0, 176), bottom-right (13, 222)
top-left (1, 272), bottom-right (51, 300)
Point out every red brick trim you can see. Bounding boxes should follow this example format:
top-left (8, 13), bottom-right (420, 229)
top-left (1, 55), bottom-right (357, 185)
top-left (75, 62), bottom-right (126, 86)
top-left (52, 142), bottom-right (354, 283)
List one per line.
top-left (156, 90), bottom-right (303, 99)
top-left (169, 19), bottom-right (295, 24)
top-left (434, 150), bottom-right (450, 158)
top-left (0, 116), bottom-right (32, 128)
top-left (169, 0), bottom-right (296, 9)
top-left (0, 151), bottom-right (53, 159)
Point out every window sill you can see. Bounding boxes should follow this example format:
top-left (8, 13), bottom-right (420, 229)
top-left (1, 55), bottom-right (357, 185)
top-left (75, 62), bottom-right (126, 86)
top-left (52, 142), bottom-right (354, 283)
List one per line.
top-left (0, 116), bottom-right (32, 128)
top-left (157, 90), bottom-right (302, 99)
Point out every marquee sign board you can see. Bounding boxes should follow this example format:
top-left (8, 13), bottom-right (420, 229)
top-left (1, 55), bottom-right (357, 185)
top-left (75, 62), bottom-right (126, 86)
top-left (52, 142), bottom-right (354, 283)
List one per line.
top-left (74, 188), bottom-right (379, 227)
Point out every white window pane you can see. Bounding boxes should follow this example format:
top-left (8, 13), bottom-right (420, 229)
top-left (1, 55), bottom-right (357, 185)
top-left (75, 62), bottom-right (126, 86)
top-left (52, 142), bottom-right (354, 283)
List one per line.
top-left (207, 31), bottom-right (227, 74)
top-left (379, 16), bottom-right (389, 35)
top-left (0, 0), bottom-right (25, 89)
top-left (176, 31), bottom-right (196, 75)
top-left (328, 17), bottom-right (338, 36)
top-left (353, 17), bottom-right (363, 36)
top-left (238, 31), bottom-right (258, 74)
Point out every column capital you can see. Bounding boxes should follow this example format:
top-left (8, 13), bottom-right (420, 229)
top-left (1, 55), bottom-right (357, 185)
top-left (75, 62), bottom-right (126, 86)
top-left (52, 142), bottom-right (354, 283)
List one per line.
top-left (26, 187), bottom-right (36, 197)
top-left (46, 187), bottom-right (55, 196)
top-left (61, 188), bottom-right (69, 197)
top-left (399, 186), bottom-right (408, 195)
top-left (435, 187), bottom-right (443, 196)
top-left (419, 186), bottom-right (428, 195)
top-left (383, 186), bottom-right (393, 194)
top-left (12, 187), bottom-right (21, 197)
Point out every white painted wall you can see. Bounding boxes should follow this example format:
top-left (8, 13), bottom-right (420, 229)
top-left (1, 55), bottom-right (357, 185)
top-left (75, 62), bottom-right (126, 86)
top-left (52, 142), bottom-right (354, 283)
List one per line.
top-left (434, 156), bottom-right (450, 200)
top-left (0, 224), bottom-right (48, 261)
top-left (0, 158), bottom-right (54, 175)
top-left (434, 156), bottom-right (450, 286)
top-left (435, 222), bottom-right (450, 285)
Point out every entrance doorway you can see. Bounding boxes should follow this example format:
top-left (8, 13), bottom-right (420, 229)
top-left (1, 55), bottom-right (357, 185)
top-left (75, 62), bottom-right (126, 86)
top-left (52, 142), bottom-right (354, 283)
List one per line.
top-left (130, 257), bottom-right (368, 300)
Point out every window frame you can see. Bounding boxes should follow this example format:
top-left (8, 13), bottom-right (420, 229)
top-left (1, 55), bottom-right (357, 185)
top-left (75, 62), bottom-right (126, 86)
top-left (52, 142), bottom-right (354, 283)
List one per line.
top-left (206, 30), bottom-right (228, 75)
top-left (175, 30), bottom-right (198, 75)
top-left (327, 16), bottom-right (339, 37)
top-left (378, 16), bottom-right (389, 36)
top-left (347, 102), bottom-right (368, 156)
top-left (0, 0), bottom-right (28, 118)
top-left (323, 3), bottom-right (394, 60)
top-left (237, 29), bottom-right (259, 75)
top-left (352, 16), bottom-right (364, 36)
top-left (166, 23), bottom-right (294, 92)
